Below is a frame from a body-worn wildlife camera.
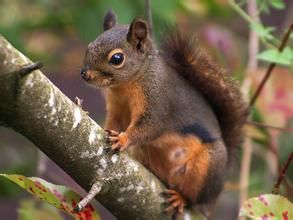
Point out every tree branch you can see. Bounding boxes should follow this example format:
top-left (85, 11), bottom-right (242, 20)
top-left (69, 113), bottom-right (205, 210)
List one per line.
top-left (0, 36), bottom-right (204, 220)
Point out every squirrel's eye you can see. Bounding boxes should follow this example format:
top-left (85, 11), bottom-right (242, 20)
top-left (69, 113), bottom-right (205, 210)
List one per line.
top-left (108, 48), bottom-right (125, 69)
top-left (110, 53), bottom-right (124, 65)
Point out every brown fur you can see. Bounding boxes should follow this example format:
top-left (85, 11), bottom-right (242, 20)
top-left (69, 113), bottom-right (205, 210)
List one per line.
top-left (161, 31), bottom-right (249, 161)
top-left (105, 81), bottom-right (146, 138)
top-left (132, 132), bottom-right (210, 203)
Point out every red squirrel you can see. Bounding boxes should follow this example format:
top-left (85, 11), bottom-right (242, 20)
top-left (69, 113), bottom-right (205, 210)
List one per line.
top-left (81, 10), bottom-right (248, 217)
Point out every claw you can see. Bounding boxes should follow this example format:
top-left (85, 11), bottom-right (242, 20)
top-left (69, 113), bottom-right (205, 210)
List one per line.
top-left (111, 142), bottom-right (121, 150)
top-left (105, 130), bottom-right (129, 151)
top-left (105, 129), bottom-right (119, 143)
top-left (105, 129), bottom-right (119, 136)
top-left (164, 205), bottom-right (175, 213)
top-left (163, 189), bottom-right (186, 215)
top-left (108, 136), bottom-right (119, 142)
top-left (165, 189), bottom-right (179, 195)
top-left (167, 195), bottom-right (179, 203)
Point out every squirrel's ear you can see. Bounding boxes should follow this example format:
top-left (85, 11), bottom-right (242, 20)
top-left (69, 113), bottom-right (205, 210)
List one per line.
top-left (127, 18), bottom-right (149, 53)
top-left (103, 9), bottom-right (117, 31)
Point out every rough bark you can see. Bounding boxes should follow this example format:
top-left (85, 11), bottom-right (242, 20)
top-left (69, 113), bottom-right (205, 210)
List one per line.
top-left (0, 36), bottom-right (204, 220)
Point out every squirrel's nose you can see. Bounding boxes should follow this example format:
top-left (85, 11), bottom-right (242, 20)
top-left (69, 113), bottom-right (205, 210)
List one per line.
top-left (81, 68), bottom-right (97, 81)
top-left (80, 68), bottom-right (86, 76)
top-left (80, 68), bottom-right (91, 81)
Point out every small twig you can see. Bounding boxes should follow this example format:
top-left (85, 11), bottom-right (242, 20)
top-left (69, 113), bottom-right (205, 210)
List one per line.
top-left (283, 177), bottom-right (293, 198)
top-left (247, 0), bottom-right (259, 70)
top-left (228, 0), bottom-right (255, 25)
top-left (19, 61), bottom-right (43, 77)
top-left (246, 120), bottom-right (293, 133)
top-left (239, 2), bottom-right (258, 215)
top-left (74, 181), bottom-right (102, 213)
top-left (239, 137), bottom-right (253, 207)
top-left (145, 0), bottom-right (153, 37)
top-left (250, 24), bottom-right (293, 107)
top-left (272, 152), bottom-right (293, 194)
top-left (74, 96), bottom-right (88, 114)
top-left (74, 96), bottom-right (83, 108)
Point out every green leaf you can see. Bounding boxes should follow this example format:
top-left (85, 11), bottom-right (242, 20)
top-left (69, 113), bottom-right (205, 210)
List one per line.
top-left (239, 194), bottom-right (293, 219)
top-left (270, 0), bottom-right (285, 10)
top-left (0, 174), bottom-right (100, 220)
top-left (257, 0), bottom-right (285, 12)
top-left (257, 47), bottom-right (293, 66)
top-left (250, 23), bottom-right (275, 41)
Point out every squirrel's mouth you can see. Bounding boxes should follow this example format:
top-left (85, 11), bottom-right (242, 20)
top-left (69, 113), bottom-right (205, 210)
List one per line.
top-left (81, 69), bottom-right (114, 87)
top-left (83, 76), bottom-right (113, 88)
top-left (96, 77), bottom-right (114, 87)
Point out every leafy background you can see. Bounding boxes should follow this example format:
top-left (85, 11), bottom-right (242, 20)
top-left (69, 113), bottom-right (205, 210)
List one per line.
top-left (0, 0), bottom-right (292, 219)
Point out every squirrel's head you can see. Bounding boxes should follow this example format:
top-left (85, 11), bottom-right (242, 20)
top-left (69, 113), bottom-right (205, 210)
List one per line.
top-left (81, 10), bottom-right (153, 88)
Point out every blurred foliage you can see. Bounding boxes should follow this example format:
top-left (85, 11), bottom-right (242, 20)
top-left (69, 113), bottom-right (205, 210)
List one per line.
top-left (0, 129), bottom-right (38, 197)
top-left (0, 0), bottom-right (177, 49)
top-left (0, 0), bottom-right (239, 65)
top-left (18, 198), bottom-right (64, 220)
top-left (0, 0), bottom-right (292, 219)
top-left (246, 65), bottom-right (293, 198)
top-left (257, 0), bottom-right (285, 13)
top-left (229, 0), bottom-right (293, 69)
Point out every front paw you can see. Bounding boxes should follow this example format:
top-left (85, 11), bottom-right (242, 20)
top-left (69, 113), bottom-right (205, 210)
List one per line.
top-left (163, 189), bottom-right (186, 215)
top-left (105, 130), bottom-right (129, 151)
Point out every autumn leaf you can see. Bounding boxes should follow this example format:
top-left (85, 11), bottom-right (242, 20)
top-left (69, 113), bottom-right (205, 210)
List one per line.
top-left (0, 174), bottom-right (100, 220)
top-left (239, 194), bottom-right (293, 219)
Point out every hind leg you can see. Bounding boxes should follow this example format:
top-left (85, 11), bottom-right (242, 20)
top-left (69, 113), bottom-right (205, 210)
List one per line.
top-left (132, 133), bottom-right (225, 217)
top-left (161, 138), bottom-right (210, 217)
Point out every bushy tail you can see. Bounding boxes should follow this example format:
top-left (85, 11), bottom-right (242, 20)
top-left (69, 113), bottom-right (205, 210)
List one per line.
top-left (161, 30), bottom-right (249, 160)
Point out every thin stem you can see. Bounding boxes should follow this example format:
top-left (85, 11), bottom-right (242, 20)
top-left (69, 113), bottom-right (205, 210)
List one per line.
top-left (250, 24), bottom-right (293, 107)
top-left (238, 2), bottom-right (259, 214)
top-left (272, 152), bottom-right (293, 194)
top-left (228, 0), bottom-right (254, 24)
top-left (247, 0), bottom-right (259, 70)
top-left (246, 120), bottom-right (293, 133)
top-left (145, 0), bottom-right (153, 38)
top-left (239, 137), bottom-right (253, 207)
top-left (283, 177), bottom-right (293, 199)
